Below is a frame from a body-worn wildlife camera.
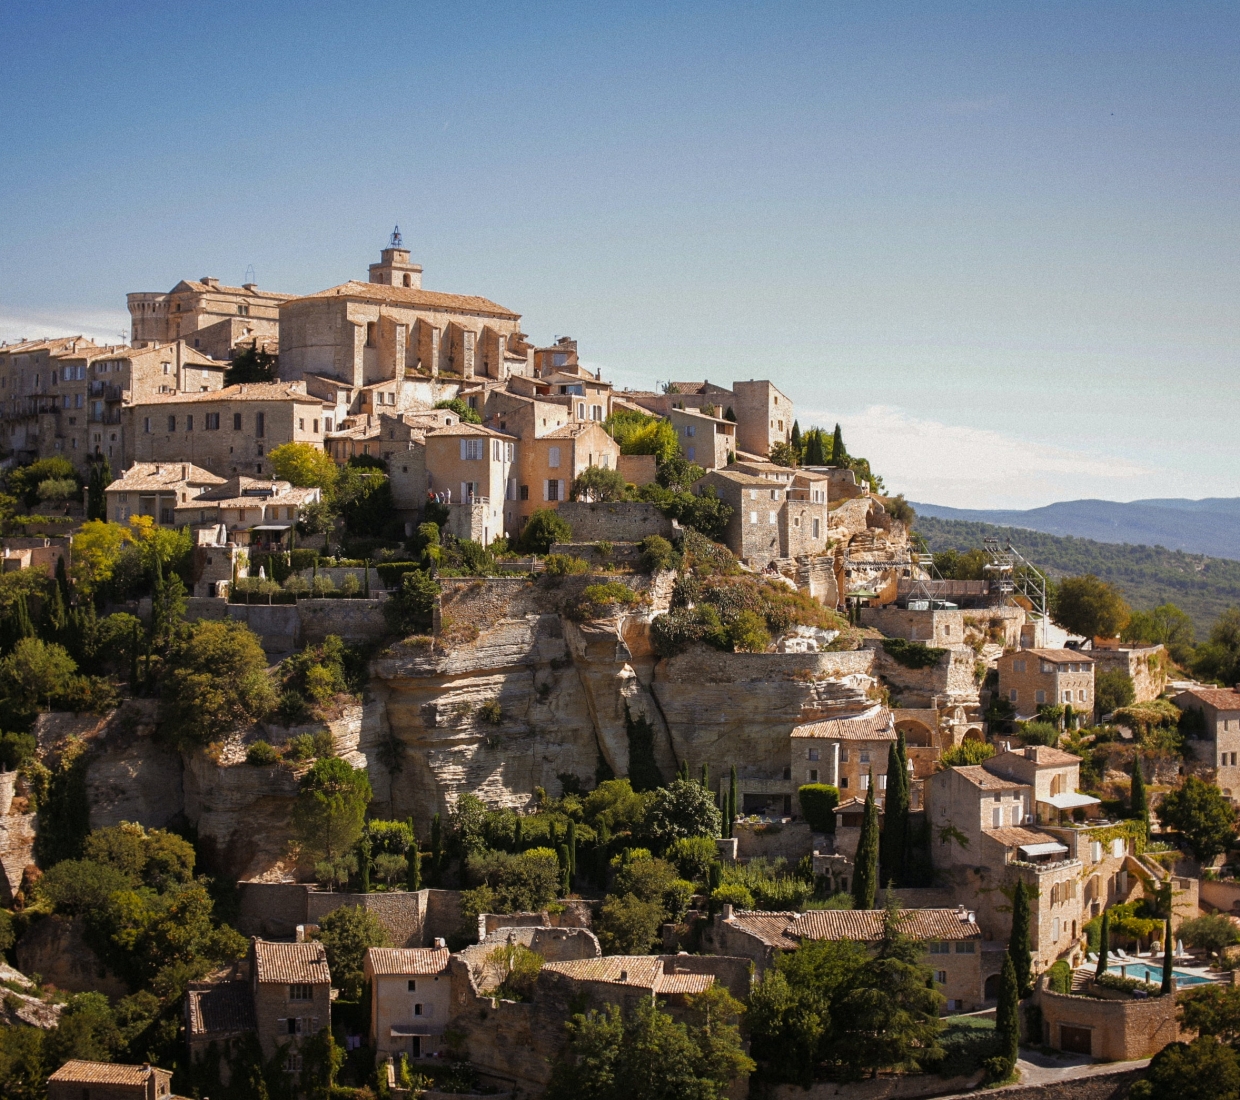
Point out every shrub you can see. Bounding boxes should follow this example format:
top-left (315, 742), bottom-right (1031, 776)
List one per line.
top-left (1047, 959), bottom-right (1073, 994)
top-left (340, 572), bottom-right (362, 596)
top-left (544, 554), bottom-right (588, 577)
top-left (797, 784), bottom-right (840, 833)
top-left (666, 836), bottom-right (718, 884)
top-left (939, 740), bottom-right (996, 768)
top-left (729, 610), bottom-right (771, 652)
top-left (881, 638), bottom-right (948, 669)
top-left (385, 569), bottom-right (440, 635)
top-left (518, 509), bottom-right (572, 554)
top-left (710, 883), bottom-right (754, 910)
top-left (1020, 721), bottom-right (1061, 747)
top-left (566, 582), bottom-right (644, 621)
top-left (478, 700), bottom-right (503, 725)
top-left (246, 740), bottom-right (279, 766)
top-left (638, 534), bottom-right (678, 573)
top-left (1097, 668), bottom-right (1137, 714)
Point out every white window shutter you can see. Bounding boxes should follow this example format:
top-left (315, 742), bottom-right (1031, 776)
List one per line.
top-left (543, 480), bottom-right (549, 501)
top-left (460, 440), bottom-right (467, 460)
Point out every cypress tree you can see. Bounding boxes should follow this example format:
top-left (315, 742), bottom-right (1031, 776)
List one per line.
top-left (1161, 916), bottom-right (1173, 995)
top-left (701, 762), bottom-right (709, 790)
top-left (1009, 879), bottom-right (1032, 997)
top-left (804, 429), bottom-right (826, 466)
top-left (852, 773), bottom-right (879, 909)
top-left (55, 555), bottom-right (70, 601)
top-left (513, 815), bottom-right (524, 852)
top-left (44, 580), bottom-right (67, 642)
top-left (596, 820), bottom-right (611, 889)
top-left (1096, 909), bottom-right (1110, 980)
top-left (880, 736), bottom-right (909, 887)
top-left (1131, 755), bottom-right (1150, 841)
top-left (430, 813), bottom-right (443, 887)
top-left (790, 421), bottom-right (802, 454)
top-left (358, 833), bottom-right (372, 893)
top-left (566, 819), bottom-right (577, 882)
top-left (728, 765), bottom-right (738, 839)
top-left (831, 423), bottom-right (846, 464)
top-left (724, 406), bottom-right (736, 422)
top-left (708, 861), bottom-right (723, 893)
top-left (557, 843), bottom-right (571, 896)
top-left (14, 593), bottom-right (34, 641)
top-left (406, 822), bottom-right (421, 891)
top-left (129, 620), bottom-right (141, 693)
top-left (996, 953), bottom-right (1020, 1073)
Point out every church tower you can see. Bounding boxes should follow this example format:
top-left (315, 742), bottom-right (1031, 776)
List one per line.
top-left (368, 226), bottom-right (423, 289)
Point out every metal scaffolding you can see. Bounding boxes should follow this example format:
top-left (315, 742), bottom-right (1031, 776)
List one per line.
top-left (983, 536), bottom-right (1048, 635)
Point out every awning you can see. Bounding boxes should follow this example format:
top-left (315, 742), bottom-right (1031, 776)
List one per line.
top-left (390, 1024), bottom-right (442, 1037)
top-left (1042, 792), bottom-right (1101, 810)
top-left (249, 524), bottom-right (292, 532)
top-left (1018, 841), bottom-right (1069, 857)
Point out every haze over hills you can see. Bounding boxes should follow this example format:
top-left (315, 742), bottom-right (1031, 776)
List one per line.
top-left (909, 498), bottom-right (1240, 561)
top-left (913, 515), bottom-right (1240, 638)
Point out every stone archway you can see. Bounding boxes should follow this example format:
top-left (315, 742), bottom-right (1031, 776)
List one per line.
top-left (984, 972), bottom-right (1001, 1001)
top-left (963, 726), bottom-right (985, 743)
top-left (895, 719), bottom-right (935, 748)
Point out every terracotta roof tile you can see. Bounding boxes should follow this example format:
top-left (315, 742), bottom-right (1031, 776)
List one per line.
top-left (543, 956), bottom-right (714, 994)
top-left (788, 908), bottom-right (982, 943)
top-left (135, 382), bottom-right (328, 405)
top-left (186, 981), bottom-right (256, 1038)
top-left (1178, 688), bottom-right (1240, 711)
top-left (951, 766), bottom-right (1026, 791)
top-left (725, 911), bottom-right (802, 950)
top-left (105, 463), bottom-right (225, 493)
top-left (1018, 649), bottom-right (1094, 664)
top-left (294, 280), bottom-right (519, 319)
top-left (426, 422), bottom-right (517, 440)
top-left (792, 707), bottom-right (895, 741)
top-left (253, 941), bottom-right (330, 985)
top-left (365, 948), bottom-right (451, 977)
top-left (990, 746), bottom-right (1082, 768)
top-left (984, 826), bottom-right (1062, 849)
top-left (49, 1060), bottom-right (166, 1085)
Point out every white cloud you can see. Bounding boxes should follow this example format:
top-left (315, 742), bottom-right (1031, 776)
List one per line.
top-left (807, 404), bottom-right (1153, 509)
top-left (0, 307), bottom-right (131, 348)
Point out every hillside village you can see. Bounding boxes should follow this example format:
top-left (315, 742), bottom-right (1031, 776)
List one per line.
top-left (2, 235), bottom-right (1240, 1100)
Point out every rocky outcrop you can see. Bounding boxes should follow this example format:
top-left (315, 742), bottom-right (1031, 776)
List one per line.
top-left (16, 915), bottom-right (128, 997)
top-left (0, 811), bottom-right (36, 905)
top-left (84, 701), bottom-right (184, 832)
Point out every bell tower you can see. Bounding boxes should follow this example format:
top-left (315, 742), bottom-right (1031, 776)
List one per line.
top-left (368, 226), bottom-right (423, 289)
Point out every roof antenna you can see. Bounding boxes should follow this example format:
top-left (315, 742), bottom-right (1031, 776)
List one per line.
top-left (390, 225), bottom-right (403, 248)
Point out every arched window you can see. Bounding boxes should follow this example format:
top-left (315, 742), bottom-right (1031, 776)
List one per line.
top-left (403, 273), bottom-right (411, 287)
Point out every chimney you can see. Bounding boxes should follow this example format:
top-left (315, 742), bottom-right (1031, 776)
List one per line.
top-left (433, 937), bottom-right (446, 949)
top-left (721, 903), bottom-right (734, 920)
top-left (619, 969), bottom-right (628, 982)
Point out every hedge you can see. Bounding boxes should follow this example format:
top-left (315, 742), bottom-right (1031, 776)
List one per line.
top-left (798, 784), bottom-right (840, 833)
top-left (881, 638), bottom-right (949, 669)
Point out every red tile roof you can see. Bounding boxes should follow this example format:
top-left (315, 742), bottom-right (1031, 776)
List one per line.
top-left (951, 765), bottom-right (1026, 791)
top-left (49, 1060), bottom-right (168, 1085)
top-left (365, 947), bottom-right (451, 977)
top-left (294, 280), bottom-right (519, 319)
top-left (252, 941), bottom-right (330, 985)
top-left (788, 908), bottom-right (982, 943)
top-left (1016, 649), bottom-right (1094, 665)
top-left (1178, 687), bottom-right (1240, 711)
top-left (724, 911), bottom-right (802, 950)
top-left (186, 981), bottom-right (256, 1039)
top-left (543, 956), bottom-right (715, 994)
top-left (792, 707), bottom-right (895, 742)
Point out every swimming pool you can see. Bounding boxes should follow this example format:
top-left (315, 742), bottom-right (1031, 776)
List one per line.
top-left (1108, 963), bottom-right (1212, 986)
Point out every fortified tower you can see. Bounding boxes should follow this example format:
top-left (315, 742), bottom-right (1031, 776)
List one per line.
top-left (368, 226), bottom-right (423, 289)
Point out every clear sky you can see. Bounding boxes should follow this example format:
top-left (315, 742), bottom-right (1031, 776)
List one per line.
top-left (2, 2), bottom-right (1237, 508)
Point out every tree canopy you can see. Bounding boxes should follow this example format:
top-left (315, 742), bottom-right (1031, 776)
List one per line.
top-left (1158, 776), bottom-right (1237, 863)
top-left (268, 441), bottom-right (339, 492)
top-left (1051, 574), bottom-right (1131, 639)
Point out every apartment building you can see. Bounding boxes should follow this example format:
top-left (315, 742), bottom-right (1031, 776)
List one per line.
top-left (424, 423), bottom-right (518, 543)
top-left (693, 467), bottom-right (829, 566)
top-left (668, 407), bottom-right (735, 469)
top-left (124, 381), bottom-right (330, 477)
top-left (128, 276), bottom-right (290, 358)
top-left (1175, 687), bottom-right (1240, 800)
top-left (996, 649), bottom-right (1095, 720)
top-left (629, 378), bottom-right (791, 460)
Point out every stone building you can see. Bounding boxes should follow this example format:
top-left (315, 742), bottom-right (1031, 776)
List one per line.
top-left (693, 467), bottom-right (829, 567)
top-left (47, 1060), bottom-right (176, 1100)
top-left (996, 649), bottom-right (1095, 721)
top-left (124, 381), bottom-right (331, 477)
top-left (128, 276), bottom-right (290, 358)
top-left (1174, 687), bottom-right (1240, 800)
top-left (423, 422), bottom-right (518, 543)
top-left (629, 378), bottom-right (791, 460)
top-left (104, 462), bottom-right (226, 526)
top-left (789, 706), bottom-right (900, 807)
top-left (186, 477), bottom-right (321, 549)
top-left (278, 241), bottom-right (528, 396)
top-left (186, 975), bottom-right (257, 1075)
top-left (1089, 641), bottom-right (1168, 704)
top-left (515, 421), bottom-right (620, 527)
top-left (363, 946), bottom-right (452, 1061)
top-left (1036, 977), bottom-right (1181, 1060)
top-left (668, 407), bottom-right (735, 469)
top-left (250, 939), bottom-right (332, 1068)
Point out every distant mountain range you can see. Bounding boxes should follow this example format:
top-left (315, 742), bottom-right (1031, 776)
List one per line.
top-left (909, 498), bottom-right (1240, 561)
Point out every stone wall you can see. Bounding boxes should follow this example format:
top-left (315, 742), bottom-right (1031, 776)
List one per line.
top-left (1091, 646), bottom-right (1168, 705)
top-left (735, 819), bottom-right (813, 862)
top-left (1036, 980), bottom-right (1180, 1061)
top-left (617, 453), bottom-right (657, 486)
top-left (184, 596), bottom-right (389, 653)
top-left (868, 641), bottom-right (981, 709)
top-left (554, 501), bottom-right (674, 542)
top-left (237, 883), bottom-right (463, 945)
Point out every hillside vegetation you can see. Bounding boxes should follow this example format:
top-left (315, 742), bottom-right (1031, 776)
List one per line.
top-left (914, 515), bottom-right (1240, 636)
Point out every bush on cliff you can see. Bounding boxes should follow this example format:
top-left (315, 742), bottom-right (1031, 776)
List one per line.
top-left (880, 638), bottom-right (948, 669)
top-left (518, 509), bottom-right (572, 554)
top-left (160, 619), bottom-right (276, 746)
top-left (385, 569), bottom-right (441, 636)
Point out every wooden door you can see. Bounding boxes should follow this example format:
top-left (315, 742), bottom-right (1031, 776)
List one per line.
top-left (1060, 1025), bottom-right (1092, 1055)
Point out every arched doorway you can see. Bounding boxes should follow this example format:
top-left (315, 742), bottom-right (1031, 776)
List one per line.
top-left (984, 973), bottom-right (1002, 1001)
top-left (896, 720), bottom-right (934, 748)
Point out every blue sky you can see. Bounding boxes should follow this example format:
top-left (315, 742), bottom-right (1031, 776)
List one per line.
top-left (2, 1), bottom-right (1237, 508)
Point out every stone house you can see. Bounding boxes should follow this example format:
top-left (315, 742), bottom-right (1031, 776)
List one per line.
top-left (790, 705), bottom-right (899, 808)
top-left (278, 244), bottom-right (528, 393)
top-left (693, 468), bottom-right (829, 567)
top-left (182, 476), bottom-right (321, 549)
top-left (631, 379), bottom-right (791, 460)
top-left (105, 462), bottom-right (226, 526)
top-left (363, 946), bottom-right (453, 1061)
top-left (125, 381), bottom-right (331, 478)
top-left (996, 649), bottom-right (1095, 721)
top-left (539, 954), bottom-right (751, 1012)
top-left (1036, 976), bottom-right (1181, 1060)
top-left (127, 276), bottom-right (289, 357)
top-left (423, 422), bottom-right (518, 544)
top-left (1090, 641), bottom-right (1167, 704)
top-left (1175, 687), bottom-right (1240, 800)
top-left (185, 976), bottom-right (257, 1075)
top-left (250, 939), bottom-right (332, 1068)
top-left (47, 1060), bottom-right (176, 1100)
top-left (539, 369), bottom-right (613, 423)
top-left (667, 407), bottom-right (735, 469)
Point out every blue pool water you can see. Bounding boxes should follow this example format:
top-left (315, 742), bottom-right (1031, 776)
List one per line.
top-left (1108, 964), bottom-right (1211, 986)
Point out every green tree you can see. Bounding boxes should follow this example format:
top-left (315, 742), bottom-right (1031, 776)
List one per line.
top-left (8, 457), bottom-right (77, 509)
top-left (336, 465), bottom-right (394, 537)
top-left (1008, 879), bottom-right (1032, 997)
top-left (596, 892), bottom-right (666, 955)
top-left (1124, 603), bottom-right (1196, 664)
top-left (546, 987), bottom-right (754, 1100)
top-left (269, 441), bottom-right (340, 493)
top-left (0, 1024), bottom-right (46, 1100)
top-left (0, 636), bottom-right (77, 711)
top-left (831, 423), bottom-right (846, 464)
top-left (790, 421), bottom-right (801, 453)
top-left (656, 454), bottom-right (706, 494)
top-left (995, 953), bottom-right (1020, 1076)
top-left (1178, 914), bottom-right (1240, 960)
top-left (1163, 916), bottom-right (1174, 995)
top-left (315, 904), bottom-right (391, 1000)
top-left (1130, 1037), bottom-right (1240, 1100)
top-left (1131, 755), bottom-right (1150, 840)
top-left (939, 740), bottom-right (996, 768)
top-left (880, 735), bottom-right (909, 886)
top-left (797, 784), bottom-right (839, 833)
top-left (1096, 908), bottom-right (1111, 978)
top-left (224, 344), bottom-right (277, 385)
top-left (571, 466), bottom-right (631, 502)
top-left (727, 765), bottom-right (737, 839)
top-left (385, 569), bottom-right (440, 635)
top-left (803, 428), bottom-right (827, 466)
top-left (1096, 667), bottom-right (1137, 714)
top-left (1051, 574), bottom-right (1131, 639)
top-left (1159, 776), bottom-right (1238, 863)
top-left (161, 620), bottom-right (276, 745)
top-left (852, 776), bottom-right (879, 909)
top-left (768, 441), bottom-right (798, 468)
top-left (518, 508), bottom-right (573, 553)
top-left (1178, 984), bottom-right (1240, 1045)
top-left (605, 410), bottom-right (679, 463)
top-left (1194, 608), bottom-right (1240, 688)
top-left (644, 778), bottom-right (722, 843)
top-left (293, 757), bottom-right (372, 865)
